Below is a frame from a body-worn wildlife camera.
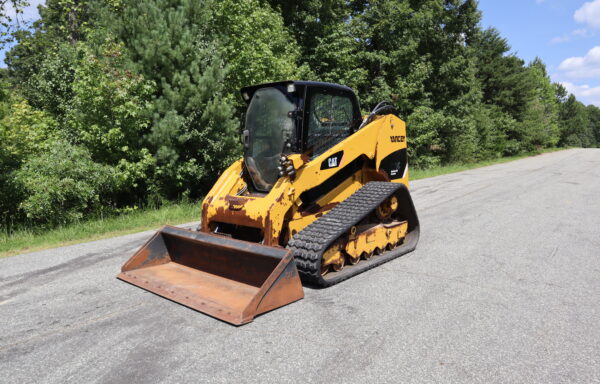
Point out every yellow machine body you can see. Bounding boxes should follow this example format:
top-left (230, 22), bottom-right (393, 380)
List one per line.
top-left (201, 113), bottom-right (409, 248)
top-left (118, 81), bottom-right (419, 325)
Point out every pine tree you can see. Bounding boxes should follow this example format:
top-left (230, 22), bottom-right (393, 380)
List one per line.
top-left (558, 95), bottom-right (592, 148)
top-left (587, 105), bottom-right (600, 147)
top-left (108, 0), bottom-right (239, 198)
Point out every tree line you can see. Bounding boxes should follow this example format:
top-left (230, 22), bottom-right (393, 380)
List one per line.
top-left (1, 0), bottom-right (599, 229)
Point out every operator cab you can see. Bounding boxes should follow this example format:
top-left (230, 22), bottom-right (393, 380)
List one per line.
top-left (241, 81), bottom-right (362, 192)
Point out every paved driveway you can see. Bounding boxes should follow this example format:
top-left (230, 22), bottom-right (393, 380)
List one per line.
top-left (1, 148), bottom-right (599, 383)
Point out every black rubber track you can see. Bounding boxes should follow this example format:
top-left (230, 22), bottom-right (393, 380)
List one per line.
top-left (286, 181), bottom-right (420, 287)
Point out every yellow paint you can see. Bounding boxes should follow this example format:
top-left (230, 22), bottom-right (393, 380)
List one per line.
top-left (345, 221), bottom-right (408, 260)
top-left (322, 244), bottom-right (344, 270)
top-left (200, 114), bottom-right (411, 247)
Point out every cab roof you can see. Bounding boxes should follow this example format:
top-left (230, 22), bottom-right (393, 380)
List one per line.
top-left (240, 80), bottom-right (355, 103)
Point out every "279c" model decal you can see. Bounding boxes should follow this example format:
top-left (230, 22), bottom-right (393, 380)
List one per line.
top-left (390, 135), bottom-right (406, 143)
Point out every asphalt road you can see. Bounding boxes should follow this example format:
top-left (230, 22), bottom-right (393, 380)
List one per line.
top-left (1, 148), bottom-right (599, 384)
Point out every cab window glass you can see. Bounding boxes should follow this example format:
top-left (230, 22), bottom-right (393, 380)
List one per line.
top-left (306, 93), bottom-right (353, 157)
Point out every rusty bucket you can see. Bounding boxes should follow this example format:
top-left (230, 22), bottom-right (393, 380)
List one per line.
top-left (117, 226), bottom-right (304, 325)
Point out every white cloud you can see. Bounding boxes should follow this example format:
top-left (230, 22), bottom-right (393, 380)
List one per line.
top-left (550, 29), bottom-right (594, 44)
top-left (557, 46), bottom-right (600, 106)
top-left (551, 35), bottom-right (570, 44)
top-left (558, 46), bottom-right (600, 78)
top-left (551, 1), bottom-right (600, 44)
top-left (561, 82), bottom-right (600, 106)
top-left (572, 28), bottom-right (591, 37)
top-left (574, 0), bottom-right (600, 29)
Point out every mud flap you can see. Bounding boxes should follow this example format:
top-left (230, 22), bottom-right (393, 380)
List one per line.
top-left (117, 226), bottom-right (304, 325)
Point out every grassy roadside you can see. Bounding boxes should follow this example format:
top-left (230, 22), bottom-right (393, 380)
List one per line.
top-left (0, 147), bottom-right (571, 258)
top-left (0, 201), bottom-right (201, 258)
top-left (410, 147), bottom-right (569, 180)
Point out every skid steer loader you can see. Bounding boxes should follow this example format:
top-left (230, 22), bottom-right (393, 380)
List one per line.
top-left (118, 81), bottom-right (420, 325)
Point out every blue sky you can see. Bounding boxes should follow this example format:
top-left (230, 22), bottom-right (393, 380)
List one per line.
top-left (0, 0), bottom-right (44, 65)
top-left (2, 0), bottom-right (600, 106)
top-left (479, 0), bottom-right (600, 106)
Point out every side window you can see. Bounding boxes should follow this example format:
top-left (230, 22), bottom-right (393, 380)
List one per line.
top-left (306, 93), bottom-right (354, 158)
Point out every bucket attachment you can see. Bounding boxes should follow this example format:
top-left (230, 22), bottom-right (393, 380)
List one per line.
top-left (117, 226), bottom-right (304, 325)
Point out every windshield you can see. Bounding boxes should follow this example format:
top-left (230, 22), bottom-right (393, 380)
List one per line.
top-left (245, 87), bottom-right (294, 192)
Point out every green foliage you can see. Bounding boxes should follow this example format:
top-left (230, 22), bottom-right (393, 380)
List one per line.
top-left (1, 0), bottom-right (600, 232)
top-left (518, 59), bottom-right (560, 149)
top-left (308, 21), bottom-right (367, 92)
top-left (0, 0), bottom-right (30, 47)
top-left (14, 140), bottom-right (119, 225)
top-left (472, 104), bottom-right (512, 158)
top-left (472, 28), bottom-right (535, 120)
top-left (405, 106), bottom-right (444, 168)
top-left (558, 95), bottom-right (593, 148)
top-left (266, 0), bottom-right (351, 65)
top-left (37, 0), bottom-right (91, 43)
top-left (5, 0), bottom-right (92, 88)
top-left (212, 0), bottom-right (308, 106)
top-left (22, 43), bottom-right (79, 119)
top-left (356, 1), bottom-right (481, 109)
top-left (109, 0), bottom-right (240, 198)
top-left (0, 97), bottom-right (60, 226)
top-left (0, 99), bottom-right (59, 164)
top-left (66, 41), bottom-right (154, 165)
top-left (587, 105), bottom-right (600, 146)
top-left (472, 30), bottom-right (562, 154)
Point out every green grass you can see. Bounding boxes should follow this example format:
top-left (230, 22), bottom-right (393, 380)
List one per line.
top-left (0, 201), bottom-right (201, 258)
top-left (410, 147), bottom-right (569, 180)
top-left (0, 147), bottom-right (572, 258)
